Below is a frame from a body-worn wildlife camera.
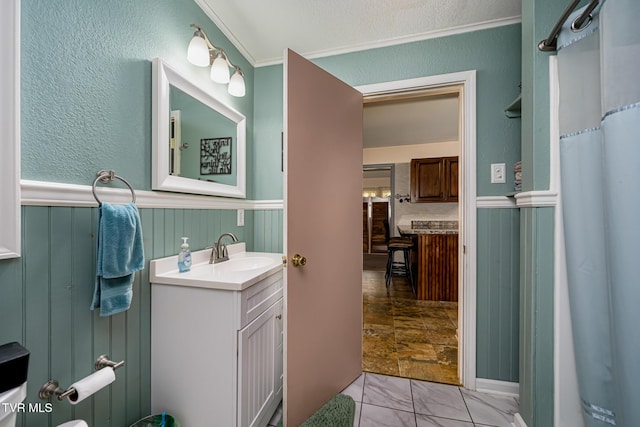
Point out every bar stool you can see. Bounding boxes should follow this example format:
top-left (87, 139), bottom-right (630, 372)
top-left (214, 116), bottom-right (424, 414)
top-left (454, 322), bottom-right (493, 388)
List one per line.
top-left (385, 237), bottom-right (415, 294)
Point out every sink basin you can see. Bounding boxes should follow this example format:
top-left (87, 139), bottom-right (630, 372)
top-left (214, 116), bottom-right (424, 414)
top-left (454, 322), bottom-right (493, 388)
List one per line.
top-left (215, 256), bottom-right (274, 271)
top-left (150, 243), bottom-right (283, 291)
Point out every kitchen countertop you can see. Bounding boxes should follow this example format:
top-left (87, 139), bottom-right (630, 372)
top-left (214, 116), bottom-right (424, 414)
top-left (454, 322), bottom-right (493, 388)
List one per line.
top-left (397, 225), bottom-right (459, 235)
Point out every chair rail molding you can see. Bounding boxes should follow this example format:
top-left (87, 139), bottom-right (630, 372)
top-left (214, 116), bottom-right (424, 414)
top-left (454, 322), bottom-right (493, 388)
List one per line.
top-left (514, 190), bottom-right (558, 208)
top-left (476, 196), bottom-right (517, 208)
top-left (21, 180), bottom-right (283, 210)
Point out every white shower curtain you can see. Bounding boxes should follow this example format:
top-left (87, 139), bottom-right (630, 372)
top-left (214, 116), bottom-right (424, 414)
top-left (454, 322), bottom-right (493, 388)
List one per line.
top-left (557, 0), bottom-right (640, 425)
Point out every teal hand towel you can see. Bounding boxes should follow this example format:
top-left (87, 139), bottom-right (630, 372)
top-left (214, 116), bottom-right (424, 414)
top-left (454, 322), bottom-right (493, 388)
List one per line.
top-left (91, 202), bottom-right (144, 316)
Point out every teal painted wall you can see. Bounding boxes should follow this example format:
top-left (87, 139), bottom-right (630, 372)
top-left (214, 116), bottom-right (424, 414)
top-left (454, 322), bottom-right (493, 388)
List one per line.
top-left (3, 1), bottom-right (535, 423)
top-left (519, 207), bottom-right (555, 427)
top-left (476, 208), bottom-right (520, 382)
top-left (253, 24), bottom-right (522, 200)
top-left (0, 206), bottom-right (253, 426)
top-left (21, 0), bottom-right (255, 197)
top-left (252, 65), bottom-right (285, 200)
top-left (0, 1), bottom-right (281, 425)
top-left (253, 210), bottom-right (284, 253)
top-left (519, 0), bottom-right (568, 425)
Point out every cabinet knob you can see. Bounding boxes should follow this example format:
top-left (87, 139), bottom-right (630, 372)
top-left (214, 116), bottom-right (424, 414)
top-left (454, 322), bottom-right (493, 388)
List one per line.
top-left (276, 314), bottom-right (282, 320)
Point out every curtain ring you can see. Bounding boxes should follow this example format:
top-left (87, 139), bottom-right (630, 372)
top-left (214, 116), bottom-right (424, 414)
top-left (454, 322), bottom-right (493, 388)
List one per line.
top-left (571, 13), bottom-right (593, 32)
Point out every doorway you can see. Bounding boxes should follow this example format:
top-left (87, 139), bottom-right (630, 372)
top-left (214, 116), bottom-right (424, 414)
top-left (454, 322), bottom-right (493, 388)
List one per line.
top-left (363, 165), bottom-right (394, 255)
top-left (357, 71), bottom-right (477, 389)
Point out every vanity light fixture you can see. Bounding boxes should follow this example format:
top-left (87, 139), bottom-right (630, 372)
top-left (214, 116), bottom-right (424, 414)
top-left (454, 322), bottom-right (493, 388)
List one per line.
top-left (187, 24), bottom-right (246, 97)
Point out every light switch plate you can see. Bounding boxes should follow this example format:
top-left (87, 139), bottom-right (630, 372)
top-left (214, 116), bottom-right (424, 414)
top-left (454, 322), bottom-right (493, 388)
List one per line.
top-left (237, 209), bottom-right (245, 227)
top-left (491, 163), bottom-right (506, 183)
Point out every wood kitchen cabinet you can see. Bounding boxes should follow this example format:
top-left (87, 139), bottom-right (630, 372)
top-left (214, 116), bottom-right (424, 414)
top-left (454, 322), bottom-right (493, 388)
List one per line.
top-left (416, 233), bottom-right (458, 301)
top-left (410, 157), bottom-right (458, 203)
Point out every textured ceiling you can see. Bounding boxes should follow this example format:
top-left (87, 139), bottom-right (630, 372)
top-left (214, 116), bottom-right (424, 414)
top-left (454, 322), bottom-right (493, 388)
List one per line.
top-left (363, 94), bottom-right (459, 148)
top-left (195, 0), bottom-right (522, 66)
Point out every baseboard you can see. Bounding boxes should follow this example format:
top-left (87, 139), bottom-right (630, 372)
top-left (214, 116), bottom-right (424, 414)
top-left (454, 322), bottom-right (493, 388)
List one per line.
top-left (512, 413), bottom-right (528, 427)
top-left (475, 378), bottom-right (519, 398)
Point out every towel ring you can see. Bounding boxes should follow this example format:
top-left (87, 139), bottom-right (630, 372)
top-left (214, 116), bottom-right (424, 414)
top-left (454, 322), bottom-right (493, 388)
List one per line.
top-left (92, 170), bottom-right (136, 205)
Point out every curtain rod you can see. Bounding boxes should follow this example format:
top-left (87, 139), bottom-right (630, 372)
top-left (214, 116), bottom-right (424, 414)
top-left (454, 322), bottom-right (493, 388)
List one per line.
top-left (539, 0), bottom-right (600, 51)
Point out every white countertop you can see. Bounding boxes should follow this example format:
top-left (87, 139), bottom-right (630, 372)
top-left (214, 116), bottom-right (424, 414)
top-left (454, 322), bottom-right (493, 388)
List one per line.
top-left (150, 242), bottom-right (283, 291)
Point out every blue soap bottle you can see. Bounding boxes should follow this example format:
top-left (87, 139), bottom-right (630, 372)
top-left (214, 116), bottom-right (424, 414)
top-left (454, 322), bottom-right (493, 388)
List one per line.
top-left (178, 237), bottom-right (192, 272)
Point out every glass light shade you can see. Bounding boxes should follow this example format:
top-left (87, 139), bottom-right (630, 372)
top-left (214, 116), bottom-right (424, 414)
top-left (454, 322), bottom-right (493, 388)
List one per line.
top-left (228, 70), bottom-right (246, 97)
top-left (210, 55), bottom-right (230, 83)
top-left (187, 35), bottom-right (210, 67)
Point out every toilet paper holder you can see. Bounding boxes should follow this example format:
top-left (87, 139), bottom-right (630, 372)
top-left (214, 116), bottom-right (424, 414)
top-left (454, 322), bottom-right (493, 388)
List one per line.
top-left (39, 355), bottom-right (125, 400)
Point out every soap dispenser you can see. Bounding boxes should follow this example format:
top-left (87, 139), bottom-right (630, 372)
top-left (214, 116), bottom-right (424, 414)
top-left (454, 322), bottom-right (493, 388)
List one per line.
top-left (178, 237), bottom-right (192, 272)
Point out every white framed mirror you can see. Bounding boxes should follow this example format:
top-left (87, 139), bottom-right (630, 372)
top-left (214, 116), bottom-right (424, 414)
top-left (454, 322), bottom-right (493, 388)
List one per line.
top-left (152, 57), bottom-right (246, 198)
top-left (0, 0), bottom-right (21, 259)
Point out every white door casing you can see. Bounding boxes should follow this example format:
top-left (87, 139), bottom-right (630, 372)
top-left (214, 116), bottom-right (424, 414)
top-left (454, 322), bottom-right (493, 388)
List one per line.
top-left (357, 71), bottom-right (477, 390)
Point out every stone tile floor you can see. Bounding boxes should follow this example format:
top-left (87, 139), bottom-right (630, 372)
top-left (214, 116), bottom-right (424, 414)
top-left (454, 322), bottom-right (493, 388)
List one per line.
top-left (268, 373), bottom-right (519, 427)
top-left (342, 372), bottom-right (519, 427)
top-left (362, 259), bottom-right (459, 385)
top-left (267, 255), bottom-right (516, 426)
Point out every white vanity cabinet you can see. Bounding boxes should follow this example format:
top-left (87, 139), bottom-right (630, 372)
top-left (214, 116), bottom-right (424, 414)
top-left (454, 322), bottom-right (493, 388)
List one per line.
top-left (150, 262), bottom-right (283, 427)
top-left (238, 296), bottom-right (283, 427)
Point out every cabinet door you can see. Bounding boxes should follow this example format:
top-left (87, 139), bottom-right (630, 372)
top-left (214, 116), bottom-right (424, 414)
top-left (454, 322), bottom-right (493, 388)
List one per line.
top-left (417, 234), bottom-right (458, 301)
top-left (238, 301), bottom-right (280, 427)
top-left (411, 158), bottom-right (443, 202)
top-left (275, 299), bottom-right (284, 399)
top-left (443, 157), bottom-right (458, 201)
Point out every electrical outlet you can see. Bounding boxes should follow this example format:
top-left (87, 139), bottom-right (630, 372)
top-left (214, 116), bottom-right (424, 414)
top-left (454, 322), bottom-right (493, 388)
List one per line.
top-left (491, 163), bottom-right (506, 183)
top-left (237, 209), bottom-right (245, 227)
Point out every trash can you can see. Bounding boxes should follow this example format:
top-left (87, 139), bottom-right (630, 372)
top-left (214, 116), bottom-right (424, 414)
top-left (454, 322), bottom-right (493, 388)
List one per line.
top-left (129, 413), bottom-right (179, 427)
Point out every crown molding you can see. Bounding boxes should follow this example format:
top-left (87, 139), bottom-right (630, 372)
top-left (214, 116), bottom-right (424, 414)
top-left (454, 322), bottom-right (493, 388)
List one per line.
top-left (190, 0), bottom-right (521, 69)
top-left (193, 0), bottom-right (257, 67)
top-left (255, 16), bottom-right (522, 67)
top-left (21, 180), bottom-right (283, 210)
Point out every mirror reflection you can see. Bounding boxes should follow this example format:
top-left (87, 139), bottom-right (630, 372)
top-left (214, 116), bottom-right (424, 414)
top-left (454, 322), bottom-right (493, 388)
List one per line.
top-left (152, 57), bottom-right (246, 198)
top-left (169, 86), bottom-right (238, 187)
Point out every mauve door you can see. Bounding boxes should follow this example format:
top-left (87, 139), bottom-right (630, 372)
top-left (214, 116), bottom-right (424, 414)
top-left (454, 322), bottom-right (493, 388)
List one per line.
top-left (283, 49), bottom-right (363, 426)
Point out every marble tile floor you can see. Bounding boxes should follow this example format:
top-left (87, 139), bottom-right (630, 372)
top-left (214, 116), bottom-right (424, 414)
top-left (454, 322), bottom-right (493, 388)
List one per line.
top-left (342, 372), bottom-right (519, 427)
top-left (362, 264), bottom-right (459, 385)
top-left (266, 372), bottom-right (518, 427)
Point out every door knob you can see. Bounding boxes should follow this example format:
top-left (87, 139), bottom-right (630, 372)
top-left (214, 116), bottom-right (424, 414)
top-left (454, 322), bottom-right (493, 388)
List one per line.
top-left (291, 253), bottom-right (307, 267)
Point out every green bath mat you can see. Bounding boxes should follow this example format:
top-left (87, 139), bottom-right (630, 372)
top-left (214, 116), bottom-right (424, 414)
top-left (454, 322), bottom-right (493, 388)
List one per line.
top-left (278, 394), bottom-right (355, 427)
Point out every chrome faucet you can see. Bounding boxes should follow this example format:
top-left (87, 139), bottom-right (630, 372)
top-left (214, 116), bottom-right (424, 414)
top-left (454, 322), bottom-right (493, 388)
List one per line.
top-left (209, 232), bottom-right (239, 264)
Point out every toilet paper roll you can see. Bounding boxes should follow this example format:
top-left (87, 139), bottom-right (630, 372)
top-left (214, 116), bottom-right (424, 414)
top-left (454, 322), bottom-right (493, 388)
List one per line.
top-left (67, 367), bottom-right (115, 405)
